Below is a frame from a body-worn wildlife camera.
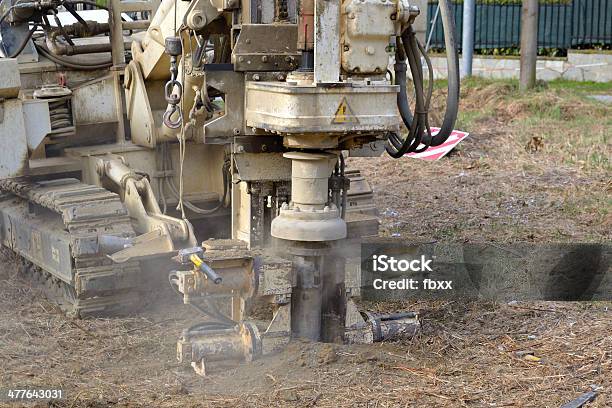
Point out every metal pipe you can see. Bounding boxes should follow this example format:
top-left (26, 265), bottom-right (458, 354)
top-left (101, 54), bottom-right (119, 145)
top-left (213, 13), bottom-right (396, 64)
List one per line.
top-left (291, 256), bottom-right (322, 341)
top-left (54, 41), bottom-right (130, 56)
top-left (461, 0), bottom-right (476, 77)
top-left (425, 4), bottom-right (440, 52)
top-left (108, 0), bottom-right (126, 68)
top-left (45, 37), bottom-right (115, 56)
top-left (320, 254), bottom-right (346, 343)
top-left (122, 20), bottom-right (151, 30)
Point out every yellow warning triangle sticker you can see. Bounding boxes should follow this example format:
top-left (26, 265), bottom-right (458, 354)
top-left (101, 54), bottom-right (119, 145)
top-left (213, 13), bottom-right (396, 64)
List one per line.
top-left (332, 97), bottom-right (359, 124)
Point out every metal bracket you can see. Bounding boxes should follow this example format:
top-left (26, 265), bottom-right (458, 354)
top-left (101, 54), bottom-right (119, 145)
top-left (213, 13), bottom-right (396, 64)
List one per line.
top-left (232, 24), bottom-right (301, 71)
top-left (201, 70), bottom-right (245, 143)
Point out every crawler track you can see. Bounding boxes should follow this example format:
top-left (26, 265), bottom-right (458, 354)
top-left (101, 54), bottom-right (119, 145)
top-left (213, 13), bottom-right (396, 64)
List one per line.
top-left (0, 178), bottom-right (142, 316)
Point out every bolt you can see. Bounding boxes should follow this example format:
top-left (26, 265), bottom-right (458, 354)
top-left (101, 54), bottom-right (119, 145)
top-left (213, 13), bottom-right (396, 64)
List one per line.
top-left (261, 144), bottom-right (268, 152)
top-left (343, 45), bottom-right (350, 52)
top-left (253, 74), bottom-right (261, 81)
top-left (261, 55), bottom-right (268, 62)
top-left (238, 56), bottom-right (244, 62)
top-left (276, 73), bottom-right (285, 81)
top-left (233, 128), bottom-right (241, 135)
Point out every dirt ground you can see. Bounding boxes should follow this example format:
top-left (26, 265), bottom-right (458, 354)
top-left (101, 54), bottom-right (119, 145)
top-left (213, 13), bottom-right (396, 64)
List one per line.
top-left (352, 79), bottom-right (611, 243)
top-left (0, 78), bottom-right (610, 407)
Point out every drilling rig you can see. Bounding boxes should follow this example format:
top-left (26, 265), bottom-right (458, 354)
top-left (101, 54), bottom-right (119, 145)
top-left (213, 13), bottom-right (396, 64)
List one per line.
top-left (0, 0), bottom-right (459, 374)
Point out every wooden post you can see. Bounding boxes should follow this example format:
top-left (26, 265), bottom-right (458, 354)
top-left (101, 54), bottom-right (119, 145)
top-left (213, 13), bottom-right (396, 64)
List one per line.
top-left (520, 0), bottom-right (538, 91)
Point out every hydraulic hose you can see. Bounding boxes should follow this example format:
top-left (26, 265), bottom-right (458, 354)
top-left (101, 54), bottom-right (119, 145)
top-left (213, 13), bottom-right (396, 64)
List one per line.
top-left (388, 0), bottom-right (460, 156)
top-left (386, 27), bottom-right (428, 158)
top-left (424, 0), bottom-right (460, 147)
top-left (35, 43), bottom-right (112, 69)
top-left (168, 273), bottom-right (236, 328)
top-left (161, 142), bottom-right (230, 216)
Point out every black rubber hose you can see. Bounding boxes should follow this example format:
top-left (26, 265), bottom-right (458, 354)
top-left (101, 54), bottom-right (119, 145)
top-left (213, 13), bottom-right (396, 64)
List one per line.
top-left (189, 301), bottom-right (236, 326)
top-left (394, 42), bottom-right (413, 129)
top-left (403, 28), bottom-right (427, 153)
top-left (35, 43), bottom-right (112, 70)
top-left (168, 273), bottom-right (236, 328)
top-left (420, 0), bottom-right (460, 147)
top-left (418, 38), bottom-right (434, 112)
top-left (386, 27), bottom-right (426, 158)
top-left (186, 321), bottom-right (233, 333)
top-left (411, 37), bottom-right (435, 154)
top-left (389, 0), bottom-right (460, 155)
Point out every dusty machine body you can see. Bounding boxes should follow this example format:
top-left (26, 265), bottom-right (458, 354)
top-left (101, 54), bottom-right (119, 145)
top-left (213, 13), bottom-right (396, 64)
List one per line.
top-left (0, 0), bottom-right (457, 373)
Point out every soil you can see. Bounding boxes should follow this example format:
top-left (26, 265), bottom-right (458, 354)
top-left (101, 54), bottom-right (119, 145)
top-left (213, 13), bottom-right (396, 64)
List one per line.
top-left (0, 79), bottom-right (610, 407)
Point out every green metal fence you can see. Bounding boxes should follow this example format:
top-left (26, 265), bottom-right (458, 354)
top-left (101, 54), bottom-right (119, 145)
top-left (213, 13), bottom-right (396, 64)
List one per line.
top-left (427, 0), bottom-right (612, 51)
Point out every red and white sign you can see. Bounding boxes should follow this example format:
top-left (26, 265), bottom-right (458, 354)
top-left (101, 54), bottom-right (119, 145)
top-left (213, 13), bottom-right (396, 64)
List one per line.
top-left (405, 128), bottom-right (469, 161)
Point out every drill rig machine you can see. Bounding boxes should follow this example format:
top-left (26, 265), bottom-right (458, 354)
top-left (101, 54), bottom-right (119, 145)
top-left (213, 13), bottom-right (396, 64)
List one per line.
top-left (0, 0), bottom-right (459, 373)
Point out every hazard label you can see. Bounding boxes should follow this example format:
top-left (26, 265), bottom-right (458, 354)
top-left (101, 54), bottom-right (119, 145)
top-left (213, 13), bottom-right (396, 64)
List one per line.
top-left (332, 97), bottom-right (359, 124)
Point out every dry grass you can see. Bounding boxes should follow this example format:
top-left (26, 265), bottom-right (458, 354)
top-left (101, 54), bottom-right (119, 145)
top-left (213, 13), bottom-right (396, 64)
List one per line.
top-left (0, 78), bottom-right (610, 407)
top-left (1, 263), bottom-right (610, 407)
top-left (353, 77), bottom-right (611, 242)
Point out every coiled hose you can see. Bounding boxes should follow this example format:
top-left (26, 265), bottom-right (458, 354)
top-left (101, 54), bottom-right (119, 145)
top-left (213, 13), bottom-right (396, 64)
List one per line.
top-left (386, 0), bottom-right (460, 157)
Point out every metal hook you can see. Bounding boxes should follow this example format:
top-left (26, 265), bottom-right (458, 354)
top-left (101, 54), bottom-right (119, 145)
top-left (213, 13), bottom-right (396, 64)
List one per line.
top-left (163, 104), bottom-right (183, 129)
